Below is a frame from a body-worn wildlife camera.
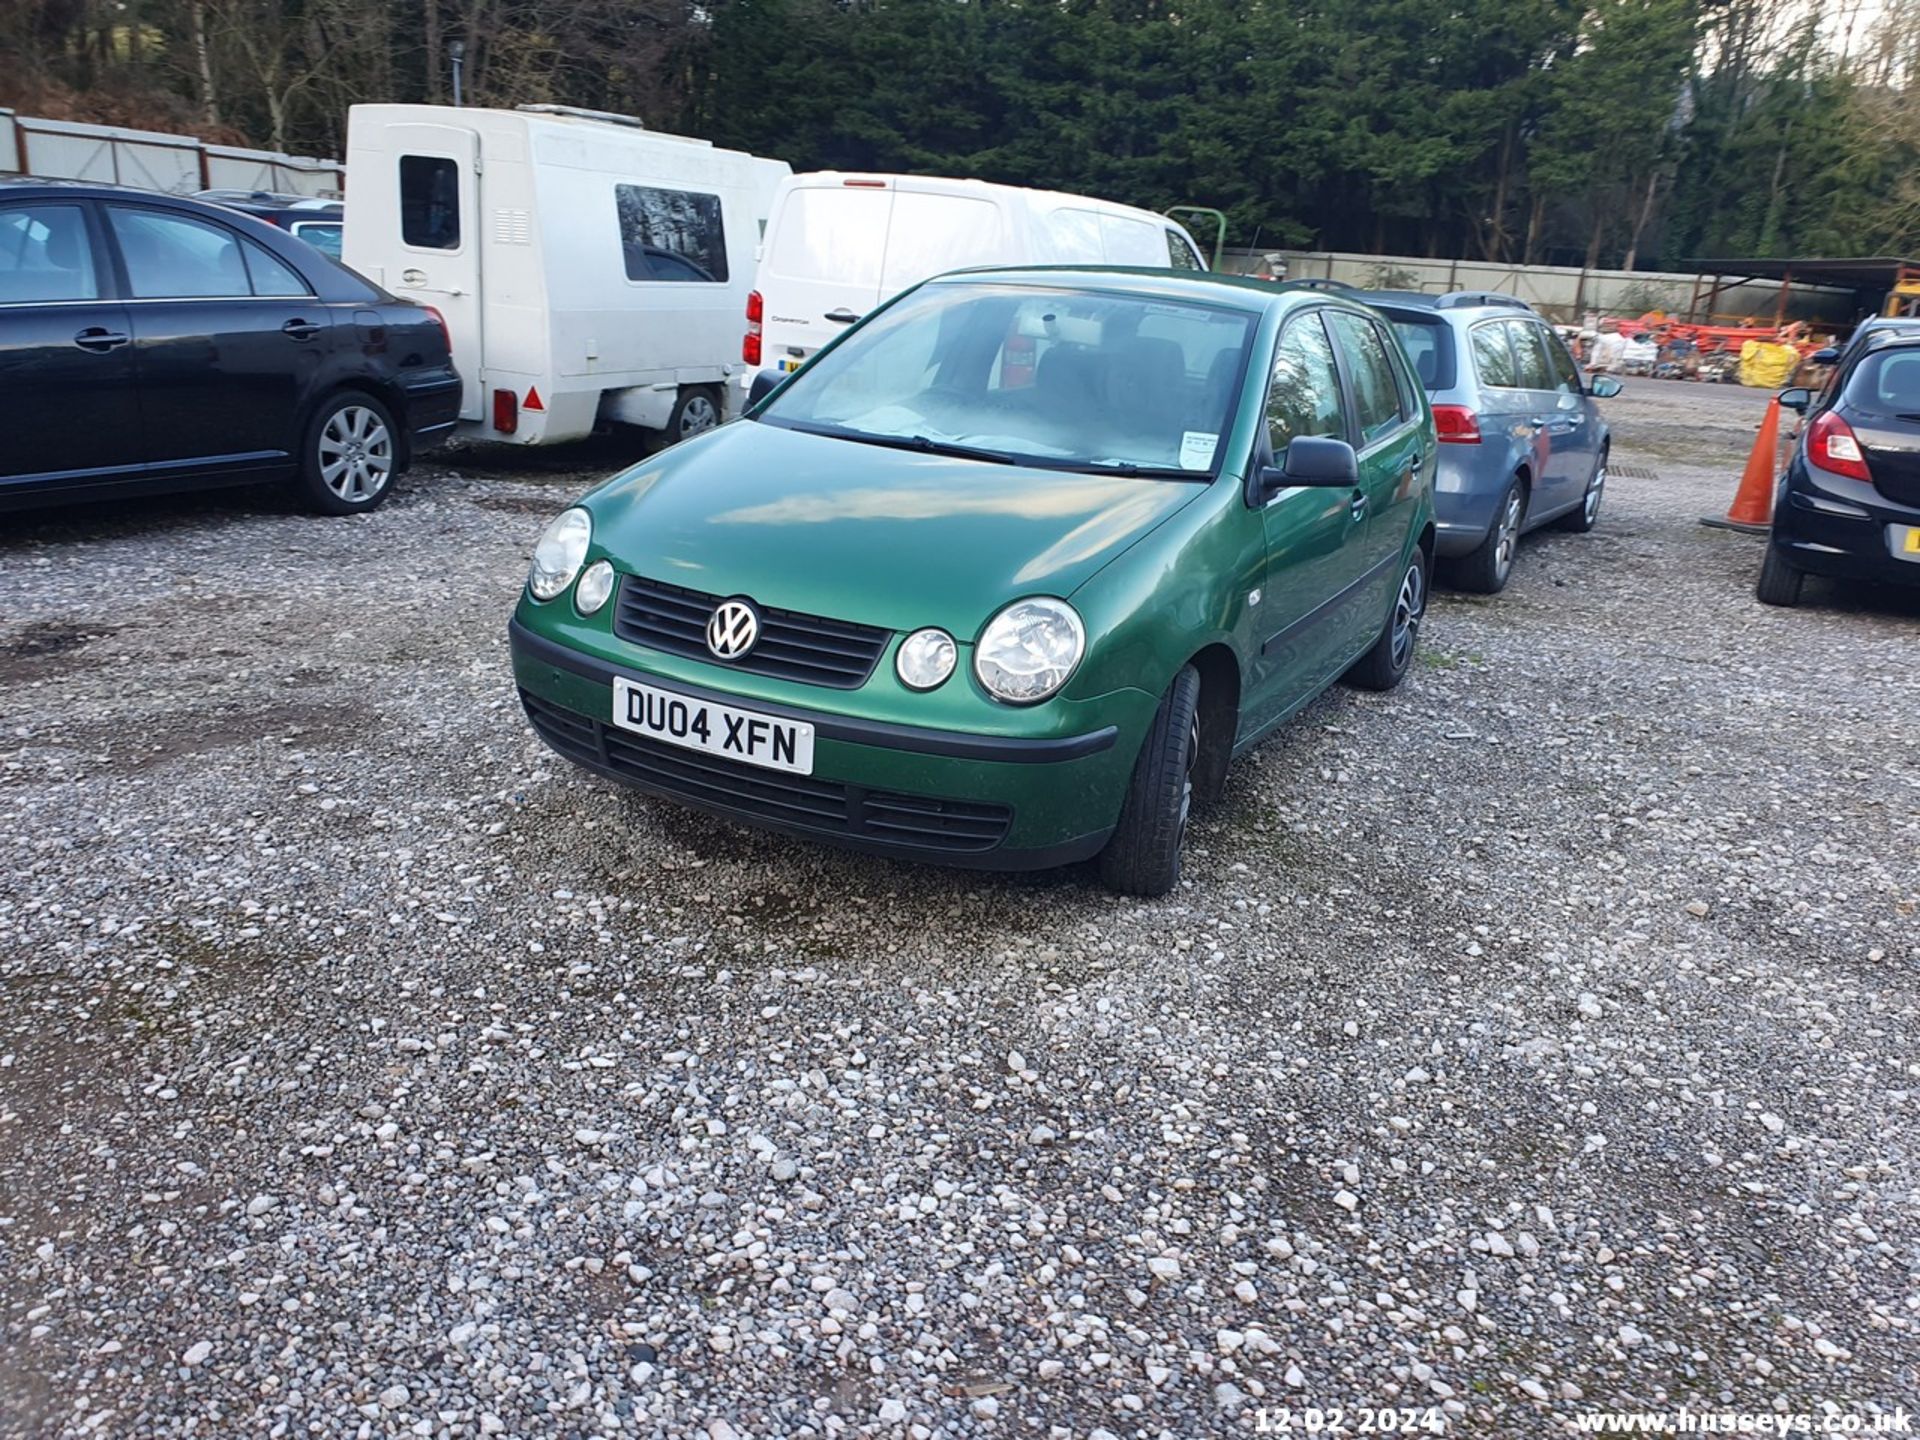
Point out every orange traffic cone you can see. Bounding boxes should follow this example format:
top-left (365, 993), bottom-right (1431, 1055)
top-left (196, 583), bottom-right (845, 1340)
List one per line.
top-left (1700, 396), bottom-right (1782, 535)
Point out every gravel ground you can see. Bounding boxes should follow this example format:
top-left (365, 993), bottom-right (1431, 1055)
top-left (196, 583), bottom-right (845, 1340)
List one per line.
top-left (2, 382), bottom-right (1915, 1439)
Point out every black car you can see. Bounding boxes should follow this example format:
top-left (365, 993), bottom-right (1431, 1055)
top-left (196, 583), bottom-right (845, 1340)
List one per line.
top-left (1761, 334), bottom-right (1920, 606)
top-left (196, 189), bottom-right (344, 260)
top-left (0, 180), bottom-right (459, 516)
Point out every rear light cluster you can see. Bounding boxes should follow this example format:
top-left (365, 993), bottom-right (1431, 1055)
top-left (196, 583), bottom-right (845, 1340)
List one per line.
top-left (1807, 409), bottom-right (1872, 482)
top-left (424, 304), bottom-right (451, 355)
top-left (743, 289), bottom-right (763, 366)
top-left (493, 388), bottom-right (517, 435)
top-left (1431, 404), bottom-right (1481, 444)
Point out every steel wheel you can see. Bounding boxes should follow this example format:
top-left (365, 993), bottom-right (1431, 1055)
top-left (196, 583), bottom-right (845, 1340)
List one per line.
top-left (1493, 487), bottom-right (1523, 583)
top-left (677, 392), bottom-right (720, 437)
top-left (1389, 558), bottom-right (1426, 670)
top-left (317, 404), bottom-right (394, 503)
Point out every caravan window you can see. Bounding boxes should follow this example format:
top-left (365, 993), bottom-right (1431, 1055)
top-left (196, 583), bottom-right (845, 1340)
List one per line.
top-left (400, 156), bottom-right (460, 250)
top-left (616, 185), bottom-right (728, 283)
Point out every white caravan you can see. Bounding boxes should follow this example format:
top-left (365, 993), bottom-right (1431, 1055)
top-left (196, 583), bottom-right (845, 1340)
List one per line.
top-left (746, 173), bottom-right (1208, 379)
top-left (344, 103), bottom-right (788, 445)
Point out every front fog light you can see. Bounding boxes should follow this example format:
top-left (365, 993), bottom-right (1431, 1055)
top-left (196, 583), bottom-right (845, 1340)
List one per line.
top-left (575, 559), bottom-right (615, 614)
top-left (528, 507), bottom-right (591, 601)
top-left (896, 628), bottom-right (957, 690)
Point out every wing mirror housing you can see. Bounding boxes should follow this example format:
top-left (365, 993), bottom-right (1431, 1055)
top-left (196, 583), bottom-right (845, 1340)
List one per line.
top-left (1777, 386), bottom-right (1813, 413)
top-left (747, 369), bottom-right (785, 409)
top-left (1258, 436), bottom-right (1359, 500)
top-left (1588, 375), bottom-right (1624, 398)
top-left (1811, 347), bottom-right (1839, 365)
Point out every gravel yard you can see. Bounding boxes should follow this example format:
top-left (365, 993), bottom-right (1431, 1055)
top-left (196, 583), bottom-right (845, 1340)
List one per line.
top-left (2, 382), bottom-right (1915, 1438)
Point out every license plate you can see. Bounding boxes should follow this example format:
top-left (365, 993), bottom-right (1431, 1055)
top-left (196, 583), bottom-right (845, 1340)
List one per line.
top-left (1903, 527), bottom-right (1920, 555)
top-left (779, 357), bottom-right (804, 373)
top-left (611, 678), bottom-right (814, 775)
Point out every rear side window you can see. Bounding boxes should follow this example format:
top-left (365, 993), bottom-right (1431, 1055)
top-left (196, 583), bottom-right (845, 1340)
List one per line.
top-left (400, 155), bottom-right (460, 250)
top-left (1389, 316), bottom-right (1455, 391)
top-left (1328, 310), bottom-right (1403, 442)
top-left (1266, 313), bottom-right (1347, 452)
top-left (880, 192), bottom-right (1003, 295)
top-left (0, 204), bottom-right (98, 303)
top-left (766, 186), bottom-right (889, 285)
top-left (242, 239), bottom-right (312, 297)
top-left (106, 206), bottom-right (250, 297)
top-left (617, 185), bottom-right (728, 283)
top-left (1166, 230), bottom-right (1204, 270)
top-left (1471, 322), bottom-right (1518, 388)
top-left (1504, 321), bottom-right (1555, 389)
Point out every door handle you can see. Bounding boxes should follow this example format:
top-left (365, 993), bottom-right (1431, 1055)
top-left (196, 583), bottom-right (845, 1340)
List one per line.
top-left (823, 308), bottom-right (861, 325)
top-left (281, 319), bottom-right (323, 341)
top-left (73, 327), bottom-right (130, 353)
top-left (1349, 489), bottom-right (1368, 522)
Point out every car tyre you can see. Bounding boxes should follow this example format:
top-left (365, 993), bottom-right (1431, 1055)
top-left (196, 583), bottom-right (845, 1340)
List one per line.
top-left (1097, 664), bottom-right (1201, 898)
top-left (1344, 545), bottom-right (1428, 692)
top-left (666, 386), bottom-right (722, 443)
top-left (1555, 449), bottom-right (1606, 533)
top-left (1755, 542), bottom-right (1804, 607)
top-left (298, 390), bottom-right (399, 516)
top-left (1449, 478), bottom-right (1525, 593)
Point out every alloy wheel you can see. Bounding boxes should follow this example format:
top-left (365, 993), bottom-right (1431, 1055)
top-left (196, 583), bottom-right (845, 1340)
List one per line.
top-left (1390, 560), bottom-right (1426, 670)
top-left (1179, 713), bottom-right (1199, 837)
top-left (318, 405), bottom-right (393, 504)
top-left (1494, 489), bottom-right (1523, 582)
top-left (678, 393), bottom-right (720, 437)
top-left (1585, 462), bottom-right (1606, 523)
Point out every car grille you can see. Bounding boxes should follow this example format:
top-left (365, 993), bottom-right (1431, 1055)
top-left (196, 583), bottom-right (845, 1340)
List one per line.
top-left (521, 690), bottom-right (1013, 854)
top-left (611, 574), bottom-right (889, 689)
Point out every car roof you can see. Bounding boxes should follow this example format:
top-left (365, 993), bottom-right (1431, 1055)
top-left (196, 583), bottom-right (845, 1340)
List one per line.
top-left (1354, 288), bottom-right (1537, 317)
top-left (925, 264), bottom-right (1374, 315)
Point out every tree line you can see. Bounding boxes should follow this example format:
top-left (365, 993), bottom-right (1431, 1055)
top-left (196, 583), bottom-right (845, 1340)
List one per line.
top-left (5, 0), bottom-right (1916, 270)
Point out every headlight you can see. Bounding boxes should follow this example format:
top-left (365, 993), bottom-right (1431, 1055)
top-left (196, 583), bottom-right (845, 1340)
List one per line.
top-left (896, 628), bottom-right (956, 690)
top-left (575, 559), bottom-right (615, 615)
top-left (528, 507), bottom-right (591, 601)
top-left (974, 598), bottom-right (1084, 704)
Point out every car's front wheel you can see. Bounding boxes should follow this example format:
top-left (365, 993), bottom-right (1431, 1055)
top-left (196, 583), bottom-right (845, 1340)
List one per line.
top-left (1755, 542), bottom-right (1804, 607)
top-left (1344, 545), bottom-right (1428, 692)
top-left (1098, 664), bottom-right (1201, 898)
top-left (299, 390), bottom-right (399, 516)
top-left (1555, 449), bottom-right (1606, 533)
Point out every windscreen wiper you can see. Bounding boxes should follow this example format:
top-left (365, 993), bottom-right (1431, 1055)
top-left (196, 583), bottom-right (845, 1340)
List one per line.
top-left (1050, 459), bottom-right (1207, 480)
top-left (812, 426), bottom-right (1017, 465)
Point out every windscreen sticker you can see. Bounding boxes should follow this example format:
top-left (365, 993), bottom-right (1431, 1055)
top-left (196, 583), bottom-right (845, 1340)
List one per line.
top-left (1180, 431), bottom-right (1220, 470)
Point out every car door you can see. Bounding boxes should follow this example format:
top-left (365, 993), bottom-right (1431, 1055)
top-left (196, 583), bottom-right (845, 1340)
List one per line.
top-left (0, 199), bottom-right (143, 489)
top-left (1539, 323), bottom-right (1600, 506)
top-left (1326, 308), bottom-right (1425, 643)
top-left (1505, 319), bottom-right (1582, 516)
top-left (1242, 309), bottom-right (1371, 734)
top-left (103, 202), bottom-right (332, 472)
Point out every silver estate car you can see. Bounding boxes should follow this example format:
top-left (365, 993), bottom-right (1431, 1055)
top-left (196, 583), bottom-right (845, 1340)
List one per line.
top-left (1360, 290), bottom-right (1620, 593)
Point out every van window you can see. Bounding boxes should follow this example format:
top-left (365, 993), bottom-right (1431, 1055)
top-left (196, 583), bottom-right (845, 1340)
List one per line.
top-left (879, 192), bottom-right (1003, 295)
top-left (1100, 215), bottom-right (1164, 266)
top-left (0, 204), bottom-right (98, 303)
top-left (616, 184), bottom-right (729, 283)
top-left (400, 156), bottom-right (460, 250)
top-left (766, 186), bottom-right (888, 285)
top-left (1046, 209), bottom-right (1105, 263)
top-left (1167, 230), bottom-right (1204, 270)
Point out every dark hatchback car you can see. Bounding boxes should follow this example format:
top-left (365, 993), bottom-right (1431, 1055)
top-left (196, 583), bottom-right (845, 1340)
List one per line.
top-left (1, 180), bottom-right (459, 515)
top-left (1760, 334), bottom-right (1920, 605)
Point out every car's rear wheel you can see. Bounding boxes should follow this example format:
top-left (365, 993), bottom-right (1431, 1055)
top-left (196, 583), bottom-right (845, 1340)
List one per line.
top-left (1344, 545), bottom-right (1428, 692)
top-left (1555, 449), bottom-right (1606, 532)
top-left (299, 390), bottom-right (399, 516)
top-left (1098, 665), bottom-right (1201, 898)
top-left (1755, 542), bottom-right (1804, 607)
top-left (667, 386), bottom-right (721, 443)
top-left (1450, 478), bottom-right (1525, 593)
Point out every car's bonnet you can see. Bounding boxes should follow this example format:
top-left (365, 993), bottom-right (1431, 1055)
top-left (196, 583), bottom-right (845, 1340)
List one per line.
top-left (583, 421), bottom-right (1211, 633)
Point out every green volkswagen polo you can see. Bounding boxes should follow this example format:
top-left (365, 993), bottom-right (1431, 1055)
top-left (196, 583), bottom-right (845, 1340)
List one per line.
top-left (509, 269), bottom-right (1434, 894)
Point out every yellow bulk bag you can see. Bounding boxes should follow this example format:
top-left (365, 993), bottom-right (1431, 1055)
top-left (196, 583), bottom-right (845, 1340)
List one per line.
top-left (1738, 340), bottom-right (1800, 388)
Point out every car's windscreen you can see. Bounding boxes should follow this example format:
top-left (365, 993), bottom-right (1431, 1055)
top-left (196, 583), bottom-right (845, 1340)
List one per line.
top-left (1847, 348), bottom-right (1920, 418)
top-left (756, 282), bottom-right (1256, 475)
top-left (1387, 315), bottom-right (1455, 391)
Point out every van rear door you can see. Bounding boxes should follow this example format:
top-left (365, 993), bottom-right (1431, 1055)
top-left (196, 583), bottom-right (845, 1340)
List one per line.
top-left (383, 123), bottom-right (483, 418)
top-left (758, 180), bottom-right (893, 371)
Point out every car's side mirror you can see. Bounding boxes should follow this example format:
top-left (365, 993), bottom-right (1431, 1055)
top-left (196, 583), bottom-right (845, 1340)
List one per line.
top-left (1588, 375), bottom-right (1624, 399)
top-left (1777, 386), bottom-right (1812, 413)
top-left (1811, 347), bottom-right (1839, 365)
top-left (1258, 435), bottom-right (1359, 500)
top-left (747, 369), bottom-right (785, 409)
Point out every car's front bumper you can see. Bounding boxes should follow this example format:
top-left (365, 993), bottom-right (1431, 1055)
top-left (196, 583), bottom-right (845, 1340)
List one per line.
top-left (1770, 458), bottom-right (1920, 588)
top-left (508, 618), bottom-right (1146, 869)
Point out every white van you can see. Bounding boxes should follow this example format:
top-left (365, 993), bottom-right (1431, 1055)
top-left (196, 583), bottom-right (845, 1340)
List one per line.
top-left (344, 103), bottom-right (789, 446)
top-left (746, 173), bottom-right (1208, 379)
